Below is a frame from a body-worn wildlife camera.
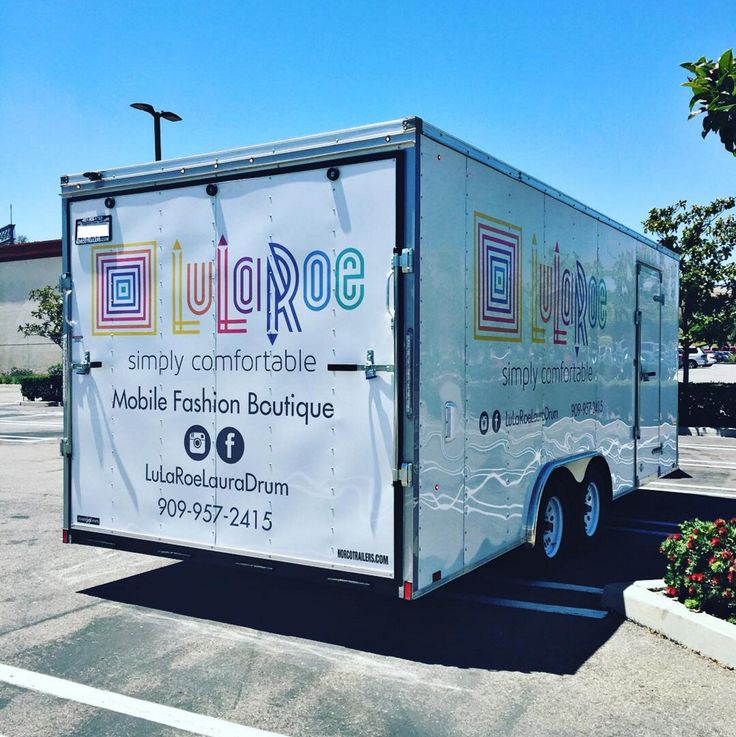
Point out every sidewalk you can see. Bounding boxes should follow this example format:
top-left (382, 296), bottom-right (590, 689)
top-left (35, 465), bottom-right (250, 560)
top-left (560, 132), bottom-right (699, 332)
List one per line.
top-left (0, 384), bottom-right (22, 405)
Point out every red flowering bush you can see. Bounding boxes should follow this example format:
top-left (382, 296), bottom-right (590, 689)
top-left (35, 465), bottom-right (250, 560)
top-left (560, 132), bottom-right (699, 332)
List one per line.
top-left (660, 517), bottom-right (736, 624)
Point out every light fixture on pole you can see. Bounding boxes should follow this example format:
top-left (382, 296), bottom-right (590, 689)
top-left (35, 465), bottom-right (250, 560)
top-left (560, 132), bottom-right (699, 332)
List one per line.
top-left (130, 103), bottom-right (182, 161)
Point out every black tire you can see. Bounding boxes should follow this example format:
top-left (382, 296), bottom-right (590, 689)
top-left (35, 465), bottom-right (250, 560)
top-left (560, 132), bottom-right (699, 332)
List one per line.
top-left (688, 359), bottom-right (697, 369)
top-left (532, 475), bottom-right (571, 564)
top-left (572, 465), bottom-right (611, 550)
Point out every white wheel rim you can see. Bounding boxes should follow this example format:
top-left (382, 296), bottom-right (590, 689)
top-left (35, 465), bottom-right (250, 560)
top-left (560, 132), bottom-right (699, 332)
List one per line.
top-left (583, 481), bottom-right (601, 537)
top-left (542, 496), bottom-right (564, 558)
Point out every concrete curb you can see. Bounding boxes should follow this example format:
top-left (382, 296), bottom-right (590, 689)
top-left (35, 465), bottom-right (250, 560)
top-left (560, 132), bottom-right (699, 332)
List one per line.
top-left (603, 579), bottom-right (736, 669)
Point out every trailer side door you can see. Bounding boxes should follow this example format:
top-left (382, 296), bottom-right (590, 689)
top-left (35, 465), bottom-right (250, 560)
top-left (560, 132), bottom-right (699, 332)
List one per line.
top-left (635, 262), bottom-right (663, 482)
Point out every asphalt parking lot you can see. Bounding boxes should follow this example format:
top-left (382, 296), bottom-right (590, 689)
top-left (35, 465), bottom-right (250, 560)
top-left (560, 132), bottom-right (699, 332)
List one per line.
top-left (1, 388), bottom-right (735, 737)
top-left (678, 361), bottom-right (736, 383)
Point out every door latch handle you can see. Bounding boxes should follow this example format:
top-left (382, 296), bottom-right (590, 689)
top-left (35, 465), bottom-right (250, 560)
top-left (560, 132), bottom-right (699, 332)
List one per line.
top-left (640, 370), bottom-right (657, 382)
top-left (72, 351), bottom-right (102, 375)
top-left (327, 349), bottom-right (394, 380)
top-left (444, 402), bottom-right (457, 441)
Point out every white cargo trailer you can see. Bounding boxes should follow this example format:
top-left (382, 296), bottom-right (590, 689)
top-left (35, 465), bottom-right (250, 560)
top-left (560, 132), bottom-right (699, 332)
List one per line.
top-left (60, 118), bottom-right (679, 599)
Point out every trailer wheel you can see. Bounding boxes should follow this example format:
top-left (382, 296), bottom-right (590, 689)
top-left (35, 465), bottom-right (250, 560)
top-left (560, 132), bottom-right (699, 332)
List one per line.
top-left (533, 478), bottom-right (570, 562)
top-left (573, 466), bottom-right (610, 549)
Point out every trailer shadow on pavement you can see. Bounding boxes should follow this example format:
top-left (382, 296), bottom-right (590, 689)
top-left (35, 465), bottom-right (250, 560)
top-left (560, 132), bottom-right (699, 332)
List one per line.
top-left (80, 559), bottom-right (621, 675)
top-left (79, 488), bottom-right (736, 675)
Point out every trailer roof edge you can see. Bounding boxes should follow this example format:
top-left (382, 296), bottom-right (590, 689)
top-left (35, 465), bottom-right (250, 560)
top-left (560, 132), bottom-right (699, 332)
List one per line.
top-left (59, 115), bottom-right (677, 262)
top-left (418, 120), bottom-right (678, 262)
top-left (60, 118), bottom-right (416, 197)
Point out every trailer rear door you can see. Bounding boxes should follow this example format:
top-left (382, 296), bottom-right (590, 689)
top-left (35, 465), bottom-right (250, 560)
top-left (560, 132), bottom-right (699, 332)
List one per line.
top-left (66, 157), bottom-right (398, 579)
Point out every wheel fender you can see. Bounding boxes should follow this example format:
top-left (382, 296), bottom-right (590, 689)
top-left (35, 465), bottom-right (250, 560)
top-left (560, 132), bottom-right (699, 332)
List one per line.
top-left (524, 452), bottom-right (598, 546)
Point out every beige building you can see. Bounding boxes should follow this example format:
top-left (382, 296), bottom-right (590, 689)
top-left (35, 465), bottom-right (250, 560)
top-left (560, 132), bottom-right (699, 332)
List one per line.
top-left (0, 239), bottom-right (62, 373)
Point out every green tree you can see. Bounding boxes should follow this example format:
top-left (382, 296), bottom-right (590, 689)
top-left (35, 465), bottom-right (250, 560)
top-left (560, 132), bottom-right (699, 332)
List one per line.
top-left (643, 198), bottom-right (736, 385)
top-left (682, 49), bottom-right (736, 156)
top-left (17, 285), bottom-right (63, 348)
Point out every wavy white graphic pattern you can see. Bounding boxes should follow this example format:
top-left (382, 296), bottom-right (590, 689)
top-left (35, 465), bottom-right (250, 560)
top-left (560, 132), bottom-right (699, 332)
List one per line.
top-left (419, 414), bottom-right (676, 576)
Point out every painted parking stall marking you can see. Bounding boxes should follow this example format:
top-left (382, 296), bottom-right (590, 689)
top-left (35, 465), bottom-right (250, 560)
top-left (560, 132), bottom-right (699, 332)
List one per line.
top-left (0, 663), bottom-right (290, 737)
top-left (0, 405), bottom-right (63, 443)
top-left (439, 590), bottom-right (609, 619)
top-left (446, 575), bottom-right (609, 618)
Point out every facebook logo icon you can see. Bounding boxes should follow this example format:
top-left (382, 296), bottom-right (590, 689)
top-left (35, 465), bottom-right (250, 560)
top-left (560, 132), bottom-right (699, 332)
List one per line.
top-left (215, 427), bottom-right (245, 464)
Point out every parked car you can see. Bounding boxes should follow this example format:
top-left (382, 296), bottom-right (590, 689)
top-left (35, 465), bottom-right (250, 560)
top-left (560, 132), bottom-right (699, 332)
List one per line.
top-left (686, 347), bottom-right (715, 368)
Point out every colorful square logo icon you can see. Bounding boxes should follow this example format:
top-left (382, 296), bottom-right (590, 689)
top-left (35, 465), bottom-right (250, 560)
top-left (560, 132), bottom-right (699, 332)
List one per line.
top-left (92, 242), bottom-right (156, 335)
top-left (474, 213), bottom-right (522, 341)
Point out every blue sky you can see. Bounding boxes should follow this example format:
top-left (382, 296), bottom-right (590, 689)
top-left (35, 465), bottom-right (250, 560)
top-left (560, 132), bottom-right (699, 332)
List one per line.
top-left (0, 0), bottom-right (733, 242)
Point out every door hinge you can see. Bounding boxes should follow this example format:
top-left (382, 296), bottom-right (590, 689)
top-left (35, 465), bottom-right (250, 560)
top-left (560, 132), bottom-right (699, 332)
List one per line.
top-left (392, 248), bottom-right (414, 274)
top-left (395, 462), bottom-right (413, 487)
top-left (633, 426), bottom-right (641, 440)
top-left (634, 310), bottom-right (641, 326)
top-left (60, 437), bottom-right (72, 457)
top-left (653, 294), bottom-right (665, 305)
top-left (59, 272), bottom-right (72, 291)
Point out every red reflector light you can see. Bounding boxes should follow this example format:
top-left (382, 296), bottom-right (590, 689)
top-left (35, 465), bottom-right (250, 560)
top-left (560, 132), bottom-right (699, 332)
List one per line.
top-left (62, 529), bottom-right (69, 544)
top-left (432, 570), bottom-right (442, 582)
top-left (403, 581), bottom-right (412, 600)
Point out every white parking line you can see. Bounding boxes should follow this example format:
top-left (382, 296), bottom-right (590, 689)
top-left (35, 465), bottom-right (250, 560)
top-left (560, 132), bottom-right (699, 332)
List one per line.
top-left (609, 525), bottom-right (669, 538)
top-left (610, 517), bottom-right (679, 529)
top-left (0, 421), bottom-right (63, 428)
top-left (681, 462), bottom-right (736, 470)
top-left (647, 481), bottom-right (736, 492)
top-left (0, 663), bottom-right (289, 737)
top-left (679, 444), bottom-right (736, 450)
top-left (643, 484), bottom-right (736, 498)
top-left (0, 436), bottom-right (59, 443)
top-left (486, 577), bottom-right (604, 595)
top-left (440, 591), bottom-right (608, 619)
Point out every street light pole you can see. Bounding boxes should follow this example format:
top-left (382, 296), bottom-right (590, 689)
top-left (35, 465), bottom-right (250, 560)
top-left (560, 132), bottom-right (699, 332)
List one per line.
top-left (130, 103), bottom-right (182, 161)
top-left (153, 112), bottom-right (162, 161)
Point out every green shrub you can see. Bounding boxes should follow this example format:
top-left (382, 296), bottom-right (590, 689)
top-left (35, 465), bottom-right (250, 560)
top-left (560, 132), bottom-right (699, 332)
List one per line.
top-left (660, 518), bottom-right (736, 624)
top-left (47, 363), bottom-right (62, 377)
top-left (679, 382), bottom-right (736, 426)
top-left (0, 367), bottom-right (34, 384)
top-left (19, 375), bottom-right (62, 403)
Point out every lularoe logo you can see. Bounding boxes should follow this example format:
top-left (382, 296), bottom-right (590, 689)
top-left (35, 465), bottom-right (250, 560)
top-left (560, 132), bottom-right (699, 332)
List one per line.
top-left (92, 239), bottom-right (366, 344)
top-left (473, 211), bottom-right (607, 350)
top-left (531, 240), bottom-right (607, 350)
